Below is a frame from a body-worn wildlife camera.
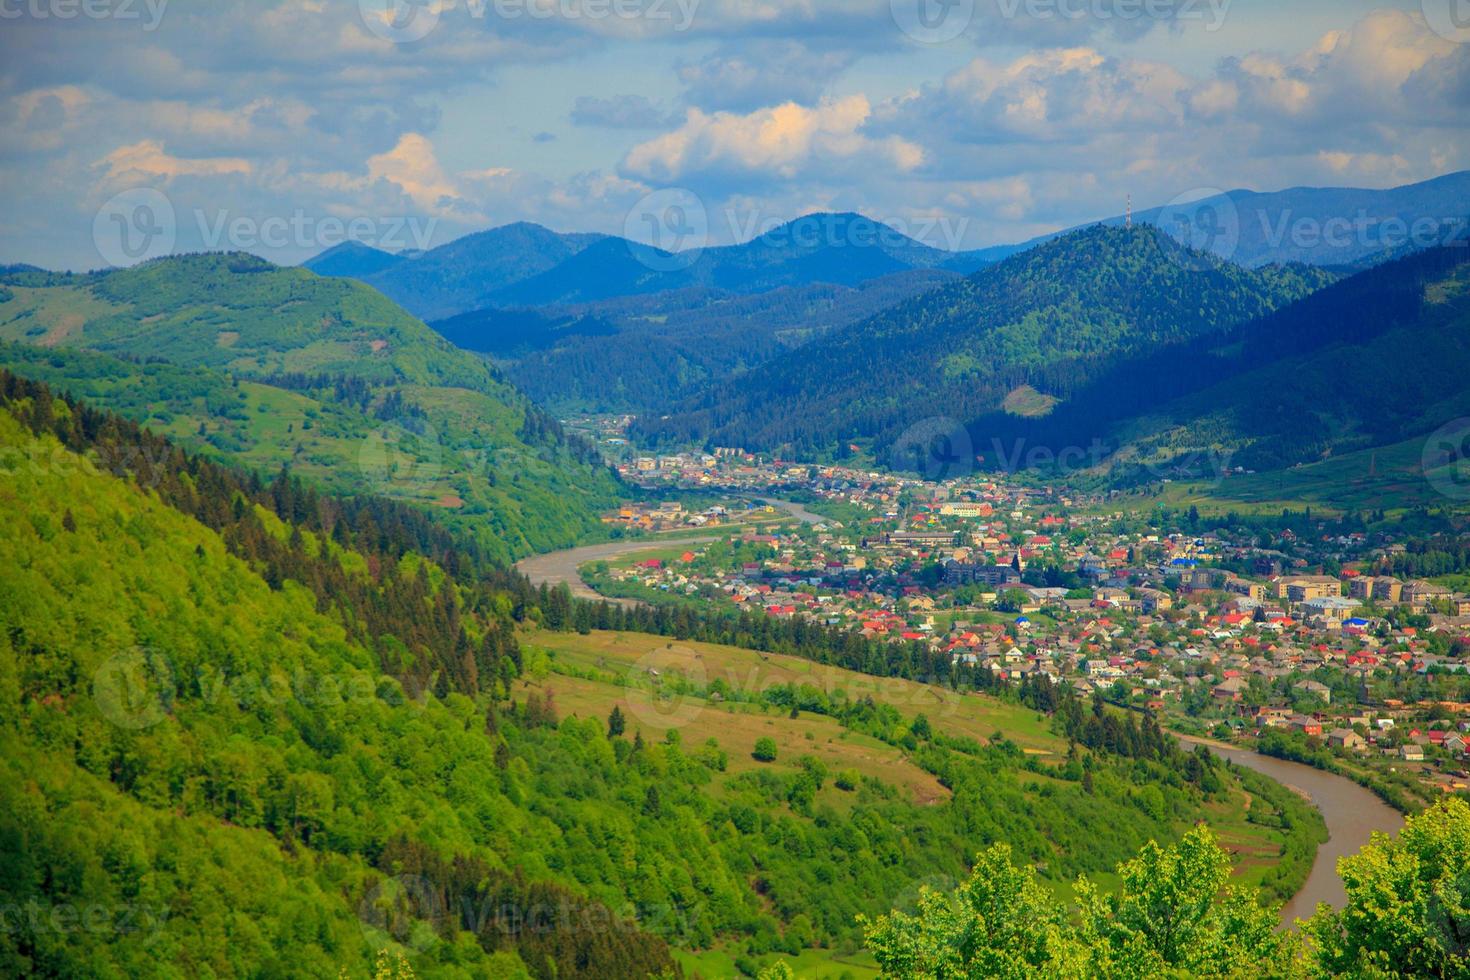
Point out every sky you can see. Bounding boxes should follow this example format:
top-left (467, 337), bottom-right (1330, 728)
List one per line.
top-left (1, 0), bottom-right (1468, 270)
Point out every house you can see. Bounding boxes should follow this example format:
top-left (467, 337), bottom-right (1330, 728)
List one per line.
top-left (1212, 677), bottom-right (1247, 702)
top-left (1289, 715), bottom-right (1323, 737)
top-left (1280, 575), bottom-right (1341, 604)
top-left (1400, 743), bottom-right (1425, 763)
top-left (1327, 729), bottom-right (1364, 751)
top-left (1298, 596), bottom-right (1361, 624)
top-left (1293, 679), bottom-right (1333, 704)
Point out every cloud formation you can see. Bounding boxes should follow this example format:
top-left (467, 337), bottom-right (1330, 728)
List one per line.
top-left (0, 2), bottom-right (1466, 268)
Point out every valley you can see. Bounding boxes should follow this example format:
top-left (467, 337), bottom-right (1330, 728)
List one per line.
top-left (4, 164), bottom-right (1470, 979)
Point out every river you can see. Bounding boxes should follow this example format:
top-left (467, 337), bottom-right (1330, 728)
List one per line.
top-left (1177, 735), bottom-right (1404, 923)
top-left (517, 508), bottom-right (1401, 924)
top-left (513, 497), bottom-right (822, 603)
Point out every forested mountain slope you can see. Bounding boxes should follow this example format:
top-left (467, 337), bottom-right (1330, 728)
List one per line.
top-left (0, 254), bottom-right (619, 559)
top-left (637, 224), bottom-right (1336, 461)
top-left (0, 374), bottom-right (1319, 978)
top-left (436, 269), bottom-right (960, 414)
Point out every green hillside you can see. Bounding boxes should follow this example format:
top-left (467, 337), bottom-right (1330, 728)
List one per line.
top-left (0, 254), bottom-right (620, 561)
top-left (979, 241), bottom-right (1470, 502)
top-left (1105, 243), bottom-right (1470, 482)
top-left (0, 373), bottom-right (1325, 978)
top-left (637, 224), bottom-right (1336, 461)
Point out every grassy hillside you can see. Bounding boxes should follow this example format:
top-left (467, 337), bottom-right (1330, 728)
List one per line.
top-left (638, 224), bottom-right (1336, 461)
top-left (0, 375), bottom-right (1325, 978)
top-left (0, 254), bottom-right (620, 560)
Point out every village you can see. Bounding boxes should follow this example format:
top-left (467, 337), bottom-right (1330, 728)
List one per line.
top-left (576, 444), bottom-right (1470, 805)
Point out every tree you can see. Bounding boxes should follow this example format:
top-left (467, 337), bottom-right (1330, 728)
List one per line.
top-left (752, 737), bottom-right (778, 762)
top-left (863, 827), bottom-right (1298, 978)
top-left (607, 705), bottom-right (626, 738)
top-left (861, 843), bottom-right (1085, 979)
top-left (1307, 797), bottom-right (1470, 978)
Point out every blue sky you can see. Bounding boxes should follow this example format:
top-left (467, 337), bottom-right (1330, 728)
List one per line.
top-left (2, 0), bottom-right (1467, 269)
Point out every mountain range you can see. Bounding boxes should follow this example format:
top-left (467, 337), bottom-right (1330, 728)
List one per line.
top-left (637, 222), bottom-right (1470, 489)
top-left (1019, 170), bottom-right (1470, 269)
top-left (302, 172), bottom-right (1468, 426)
top-left (634, 224), bottom-right (1340, 461)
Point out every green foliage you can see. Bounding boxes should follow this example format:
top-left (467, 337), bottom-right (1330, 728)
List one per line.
top-left (865, 799), bottom-right (1470, 979)
top-left (862, 827), bottom-right (1300, 979)
top-left (752, 737), bottom-right (778, 762)
top-left (0, 251), bottom-right (621, 560)
top-left (1306, 798), bottom-right (1470, 979)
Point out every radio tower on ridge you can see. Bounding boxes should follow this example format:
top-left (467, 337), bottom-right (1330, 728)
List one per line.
top-left (1126, 194), bottom-right (1132, 229)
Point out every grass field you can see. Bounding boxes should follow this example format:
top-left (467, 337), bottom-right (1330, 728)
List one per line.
top-left (520, 629), bottom-right (1310, 898)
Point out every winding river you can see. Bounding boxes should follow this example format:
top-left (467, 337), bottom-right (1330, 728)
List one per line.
top-left (1177, 735), bottom-right (1404, 922)
top-left (514, 497), bottom-right (822, 603)
top-left (517, 502), bottom-right (1403, 923)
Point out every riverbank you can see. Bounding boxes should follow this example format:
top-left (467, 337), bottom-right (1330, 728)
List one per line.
top-left (515, 497), bottom-right (821, 603)
top-left (1177, 733), bottom-right (1405, 923)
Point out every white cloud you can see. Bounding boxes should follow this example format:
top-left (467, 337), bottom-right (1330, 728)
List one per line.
top-left (94, 139), bottom-right (252, 185)
top-left (623, 95), bottom-right (924, 182)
